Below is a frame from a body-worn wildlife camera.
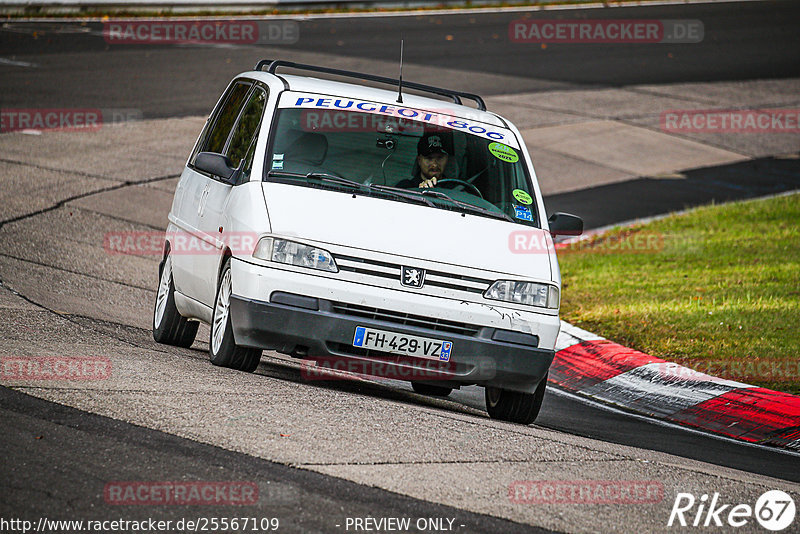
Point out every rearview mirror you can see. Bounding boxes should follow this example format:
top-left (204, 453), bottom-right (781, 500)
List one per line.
top-left (548, 212), bottom-right (583, 236)
top-left (195, 152), bottom-right (238, 184)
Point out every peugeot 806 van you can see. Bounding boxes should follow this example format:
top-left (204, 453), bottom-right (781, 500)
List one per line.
top-left (153, 60), bottom-right (583, 424)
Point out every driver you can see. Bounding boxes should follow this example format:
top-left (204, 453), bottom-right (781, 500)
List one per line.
top-left (397, 132), bottom-right (453, 189)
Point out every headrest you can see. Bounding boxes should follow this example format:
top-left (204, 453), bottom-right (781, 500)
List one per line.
top-left (284, 131), bottom-right (328, 166)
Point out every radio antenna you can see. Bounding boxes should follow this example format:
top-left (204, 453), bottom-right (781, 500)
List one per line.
top-left (396, 39), bottom-right (404, 104)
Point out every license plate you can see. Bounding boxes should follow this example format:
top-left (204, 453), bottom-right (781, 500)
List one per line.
top-left (352, 326), bottom-right (453, 362)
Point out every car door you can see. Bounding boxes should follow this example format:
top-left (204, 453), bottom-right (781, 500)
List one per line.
top-left (194, 84), bottom-right (268, 307)
top-left (171, 80), bottom-right (252, 304)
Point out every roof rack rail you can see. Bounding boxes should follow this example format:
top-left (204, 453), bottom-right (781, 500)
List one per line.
top-left (254, 59), bottom-right (486, 111)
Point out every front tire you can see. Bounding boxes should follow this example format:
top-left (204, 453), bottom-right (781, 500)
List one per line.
top-left (485, 373), bottom-right (548, 424)
top-left (153, 253), bottom-right (198, 348)
top-left (209, 258), bottom-right (261, 372)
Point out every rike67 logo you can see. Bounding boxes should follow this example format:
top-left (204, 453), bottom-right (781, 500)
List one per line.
top-left (668, 490), bottom-right (796, 531)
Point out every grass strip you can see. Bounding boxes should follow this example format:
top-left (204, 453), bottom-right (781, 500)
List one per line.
top-left (558, 192), bottom-right (800, 395)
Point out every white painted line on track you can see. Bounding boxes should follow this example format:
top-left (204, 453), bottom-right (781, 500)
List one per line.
top-left (0, 57), bottom-right (38, 67)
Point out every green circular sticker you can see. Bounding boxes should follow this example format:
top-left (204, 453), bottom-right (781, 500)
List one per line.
top-left (488, 142), bottom-right (519, 163)
top-left (512, 189), bottom-right (532, 205)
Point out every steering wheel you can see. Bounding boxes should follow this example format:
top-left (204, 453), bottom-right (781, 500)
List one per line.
top-left (435, 179), bottom-right (484, 199)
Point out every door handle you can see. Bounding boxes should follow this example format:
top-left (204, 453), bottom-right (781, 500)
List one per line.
top-left (198, 185), bottom-right (210, 216)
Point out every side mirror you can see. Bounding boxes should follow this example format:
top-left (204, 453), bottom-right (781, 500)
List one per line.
top-left (548, 212), bottom-right (583, 236)
top-left (195, 152), bottom-right (238, 184)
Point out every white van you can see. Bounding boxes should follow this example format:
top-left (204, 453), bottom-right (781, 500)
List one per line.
top-left (153, 60), bottom-right (583, 424)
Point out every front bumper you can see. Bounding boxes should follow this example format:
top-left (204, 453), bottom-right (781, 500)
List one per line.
top-left (229, 292), bottom-right (554, 394)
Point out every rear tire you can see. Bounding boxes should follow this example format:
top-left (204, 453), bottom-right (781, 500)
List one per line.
top-left (411, 382), bottom-right (453, 397)
top-left (153, 253), bottom-right (198, 348)
top-left (209, 258), bottom-right (261, 372)
top-left (485, 373), bottom-right (548, 424)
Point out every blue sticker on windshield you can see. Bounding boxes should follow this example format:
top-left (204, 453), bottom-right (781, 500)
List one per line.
top-left (514, 205), bottom-right (533, 221)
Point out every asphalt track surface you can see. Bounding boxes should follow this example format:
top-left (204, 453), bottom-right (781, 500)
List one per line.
top-left (548, 154), bottom-right (800, 229)
top-left (2, 0), bottom-right (799, 226)
top-left (1, 387), bottom-right (544, 534)
top-left (1, 1), bottom-right (799, 116)
top-left (2, 1), bottom-right (800, 532)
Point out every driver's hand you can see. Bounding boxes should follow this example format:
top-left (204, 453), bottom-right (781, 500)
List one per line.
top-left (419, 176), bottom-right (438, 188)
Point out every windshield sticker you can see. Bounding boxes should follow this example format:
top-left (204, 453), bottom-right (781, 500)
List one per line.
top-left (512, 189), bottom-right (532, 205)
top-left (489, 142), bottom-right (519, 163)
top-left (514, 205), bottom-right (533, 221)
top-left (282, 92), bottom-right (520, 150)
top-left (272, 153), bottom-right (284, 170)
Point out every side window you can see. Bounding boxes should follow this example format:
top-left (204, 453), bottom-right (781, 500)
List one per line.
top-left (226, 87), bottom-right (267, 170)
top-left (201, 81), bottom-right (251, 155)
top-left (238, 137), bottom-right (259, 183)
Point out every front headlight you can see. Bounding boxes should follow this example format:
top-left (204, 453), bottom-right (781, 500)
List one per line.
top-left (253, 237), bottom-right (338, 272)
top-left (484, 280), bottom-right (559, 309)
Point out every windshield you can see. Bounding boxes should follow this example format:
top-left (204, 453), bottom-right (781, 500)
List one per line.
top-left (265, 94), bottom-right (539, 226)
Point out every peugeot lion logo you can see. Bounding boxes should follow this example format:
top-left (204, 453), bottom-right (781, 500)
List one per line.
top-left (400, 266), bottom-right (426, 288)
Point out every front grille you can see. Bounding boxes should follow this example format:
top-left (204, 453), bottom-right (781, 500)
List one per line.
top-left (330, 301), bottom-right (482, 337)
top-left (334, 254), bottom-right (491, 295)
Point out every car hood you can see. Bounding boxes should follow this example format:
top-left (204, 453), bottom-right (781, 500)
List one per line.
top-left (262, 182), bottom-right (554, 281)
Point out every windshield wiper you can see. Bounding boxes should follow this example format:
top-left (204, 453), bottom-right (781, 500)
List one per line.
top-left (419, 190), bottom-right (515, 222)
top-left (267, 172), bottom-right (438, 208)
top-left (307, 172), bottom-right (365, 189)
top-left (368, 184), bottom-right (436, 207)
top-left (266, 172), bottom-right (514, 222)
top-left (267, 170), bottom-right (366, 191)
